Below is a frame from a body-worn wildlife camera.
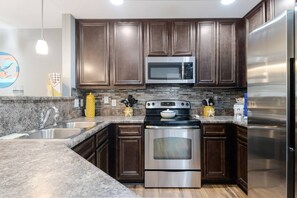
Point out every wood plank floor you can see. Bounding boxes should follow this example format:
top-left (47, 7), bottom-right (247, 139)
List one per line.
top-left (125, 184), bottom-right (247, 198)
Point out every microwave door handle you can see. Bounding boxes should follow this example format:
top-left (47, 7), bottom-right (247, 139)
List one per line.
top-left (181, 62), bottom-right (184, 80)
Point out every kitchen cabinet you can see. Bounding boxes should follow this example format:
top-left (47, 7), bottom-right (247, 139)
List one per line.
top-left (236, 126), bottom-right (247, 193)
top-left (196, 21), bottom-right (216, 85)
top-left (116, 124), bottom-right (144, 182)
top-left (77, 21), bottom-right (110, 88)
top-left (95, 127), bottom-right (109, 174)
top-left (245, 2), bottom-right (265, 33)
top-left (112, 21), bottom-right (144, 86)
top-left (196, 20), bottom-right (237, 87)
top-left (76, 20), bottom-right (144, 89)
top-left (73, 127), bottom-right (109, 173)
top-left (145, 21), bottom-right (195, 56)
top-left (202, 124), bottom-right (232, 182)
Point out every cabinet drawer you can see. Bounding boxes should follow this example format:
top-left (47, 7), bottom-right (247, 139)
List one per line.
top-left (96, 127), bottom-right (109, 147)
top-left (73, 136), bottom-right (95, 159)
top-left (203, 124), bottom-right (227, 136)
top-left (236, 126), bottom-right (247, 141)
top-left (117, 124), bottom-right (143, 136)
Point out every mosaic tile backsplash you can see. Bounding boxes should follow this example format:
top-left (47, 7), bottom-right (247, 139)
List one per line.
top-left (0, 97), bottom-right (82, 136)
top-left (77, 85), bottom-right (246, 117)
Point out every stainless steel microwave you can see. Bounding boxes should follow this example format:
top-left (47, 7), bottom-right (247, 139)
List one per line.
top-left (145, 57), bottom-right (195, 84)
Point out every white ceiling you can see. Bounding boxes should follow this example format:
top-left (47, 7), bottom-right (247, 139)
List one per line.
top-left (0, 0), bottom-right (261, 28)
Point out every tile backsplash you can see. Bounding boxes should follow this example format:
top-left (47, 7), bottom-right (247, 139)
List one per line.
top-left (77, 85), bottom-right (246, 117)
top-left (0, 97), bottom-right (82, 136)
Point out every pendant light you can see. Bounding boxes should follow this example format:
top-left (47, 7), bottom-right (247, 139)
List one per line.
top-left (36, 0), bottom-right (48, 55)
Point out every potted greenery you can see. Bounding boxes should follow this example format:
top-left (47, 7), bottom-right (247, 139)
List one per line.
top-left (120, 95), bottom-right (138, 117)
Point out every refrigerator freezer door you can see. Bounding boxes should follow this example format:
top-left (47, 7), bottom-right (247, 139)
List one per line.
top-left (247, 11), bottom-right (294, 198)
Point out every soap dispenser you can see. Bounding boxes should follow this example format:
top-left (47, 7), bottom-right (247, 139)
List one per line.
top-left (86, 92), bottom-right (95, 118)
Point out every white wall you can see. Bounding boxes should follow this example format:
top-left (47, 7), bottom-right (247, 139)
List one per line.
top-left (0, 28), bottom-right (62, 96)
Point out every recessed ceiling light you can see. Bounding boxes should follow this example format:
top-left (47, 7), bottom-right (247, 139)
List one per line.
top-left (110, 0), bottom-right (124, 6)
top-left (221, 0), bottom-right (235, 5)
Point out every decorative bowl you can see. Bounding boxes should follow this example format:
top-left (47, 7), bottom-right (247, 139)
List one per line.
top-left (160, 109), bottom-right (176, 118)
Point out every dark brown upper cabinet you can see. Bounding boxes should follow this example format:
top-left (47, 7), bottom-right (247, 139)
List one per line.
top-left (196, 20), bottom-right (237, 87)
top-left (217, 21), bottom-right (237, 86)
top-left (77, 21), bottom-right (110, 88)
top-left (145, 21), bottom-right (195, 56)
top-left (146, 21), bottom-right (169, 56)
top-left (196, 21), bottom-right (216, 85)
top-left (245, 2), bottom-right (265, 33)
top-left (77, 20), bottom-right (144, 89)
top-left (112, 21), bottom-right (144, 86)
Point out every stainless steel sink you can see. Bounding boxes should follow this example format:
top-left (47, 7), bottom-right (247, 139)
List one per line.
top-left (61, 121), bottom-right (99, 129)
top-left (20, 128), bottom-right (83, 139)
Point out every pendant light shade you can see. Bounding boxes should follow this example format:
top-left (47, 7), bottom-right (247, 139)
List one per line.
top-left (36, 0), bottom-right (48, 55)
top-left (36, 39), bottom-right (48, 55)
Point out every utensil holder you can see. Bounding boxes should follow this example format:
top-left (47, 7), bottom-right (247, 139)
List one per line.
top-left (203, 106), bottom-right (215, 117)
top-left (124, 107), bottom-right (133, 117)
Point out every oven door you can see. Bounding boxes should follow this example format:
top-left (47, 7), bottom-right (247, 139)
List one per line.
top-left (145, 126), bottom-right (201, 170)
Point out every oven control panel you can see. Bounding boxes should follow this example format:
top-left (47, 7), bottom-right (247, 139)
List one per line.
top-left (146, 100), bottom-right (191, 109)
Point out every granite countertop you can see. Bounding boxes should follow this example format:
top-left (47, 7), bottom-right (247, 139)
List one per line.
top-left (0, 116), bottom-right (144, 198)
top-left (198, 116), bottom-right (248, 127)
top-left (0, 115), bottom-right (246, 198)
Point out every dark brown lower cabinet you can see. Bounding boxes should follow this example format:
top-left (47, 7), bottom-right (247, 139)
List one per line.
top-left (202, 124), bottom-right (232, 182)
top-left (236, 126), bottom-right (247, 193)
top-left (72, 127), bottom-right (109, 173)
top-left (116, 124), bottom-right (144, 182)
top-left (96, 140), bottom-right (109, 174)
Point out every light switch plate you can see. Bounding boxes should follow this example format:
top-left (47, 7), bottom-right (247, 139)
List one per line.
top-left (74, 99), bottom-right (79, 108)
top-left (104, 96), bottom-right (109, 104)
top-left (112, 99), bottom-right (116, 106)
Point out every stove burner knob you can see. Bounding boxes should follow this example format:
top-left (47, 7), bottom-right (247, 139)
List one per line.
top-left (152, 103), bottom-right (155, 106)
top-left (181, 103), bottom-right (184, 106)
top-left (186, 103), bottom-right (189, 106)
top-left (147, 103), bottom-right (150, 106)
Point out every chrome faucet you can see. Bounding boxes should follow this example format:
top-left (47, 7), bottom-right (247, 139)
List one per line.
top-left (39, 106), bottom-right (60, 129)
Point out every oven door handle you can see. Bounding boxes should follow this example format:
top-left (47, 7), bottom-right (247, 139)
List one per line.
top-left (145, 125), bottom-right (200, 129)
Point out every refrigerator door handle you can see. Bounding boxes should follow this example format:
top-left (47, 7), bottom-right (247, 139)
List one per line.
top-left (288, 147), bottom-right (295, 198)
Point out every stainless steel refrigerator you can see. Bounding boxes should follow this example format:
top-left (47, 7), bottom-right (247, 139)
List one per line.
top-left (247, 6), bottom-right (296, 198)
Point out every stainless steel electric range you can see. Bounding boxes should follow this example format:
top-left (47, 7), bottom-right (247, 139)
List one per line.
top-left (144, 100), bottom-right (201, 188)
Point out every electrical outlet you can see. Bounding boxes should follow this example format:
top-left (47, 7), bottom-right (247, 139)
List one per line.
top-left (74, 99), bottom-right (79, 108)
top-left (80, 99), bottom-right (84, 107)
top-left (104, 96), bottom-right (109, 104)
top-left (112, 99), bottom-right (116, 106)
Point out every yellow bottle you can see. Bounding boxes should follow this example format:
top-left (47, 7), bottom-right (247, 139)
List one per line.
top-left (86, 92), bottom-right (95, 118)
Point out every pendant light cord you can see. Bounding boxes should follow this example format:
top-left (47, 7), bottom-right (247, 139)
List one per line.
top-left (41, 0), bottom-right (44, 39)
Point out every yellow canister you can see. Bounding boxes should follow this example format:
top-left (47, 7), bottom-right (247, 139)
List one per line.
top-left (86, 92), bottom-right (95, 118)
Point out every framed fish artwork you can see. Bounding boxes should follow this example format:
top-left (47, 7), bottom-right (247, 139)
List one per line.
top-left (0, 52), bottom-right (20, 88)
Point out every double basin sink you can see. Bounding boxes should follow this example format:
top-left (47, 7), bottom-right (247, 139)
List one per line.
top-left (20, 121), bottom-right (100, 139)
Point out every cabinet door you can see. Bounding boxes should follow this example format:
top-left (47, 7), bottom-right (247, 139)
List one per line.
top-left (245, 2), bottom-right (265, 33)
top-left (196, 21), bottom-right (216, 85)
top-left (117, 136), bottom-right (143, 182)
top-left (73, 136), bottom-right (96, 159)
top-left (217, 21), bottom-right (237, 86)
top-left (112, 22), bottom-right (144, 86)
top-left (96, 140), bottom-right (109, 174)
top-left (237, 139), bottom-right (247, 193)
top-left (171, 21), bottom-right (195, 56)
top-left (203, 137), bottom-right (228, 180)
top-left (87, 153), bottom-right (96, 165)
top-left (146, 21), bottom-right (169, 56)
top-left (77, 21), bottom-right (109, 87)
